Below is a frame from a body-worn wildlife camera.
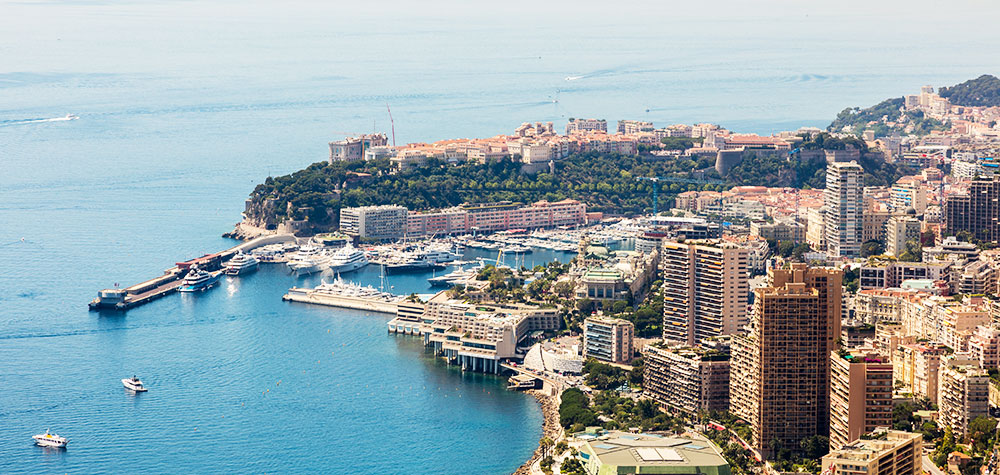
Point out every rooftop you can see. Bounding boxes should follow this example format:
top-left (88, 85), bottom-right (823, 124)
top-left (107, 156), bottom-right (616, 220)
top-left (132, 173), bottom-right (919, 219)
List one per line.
top-left (578, 431), bottom-right (730, 475)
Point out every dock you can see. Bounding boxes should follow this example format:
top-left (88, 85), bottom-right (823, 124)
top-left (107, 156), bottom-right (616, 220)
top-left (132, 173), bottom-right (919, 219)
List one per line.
top-left (281, 288), bottom-right (403, 315)
top-left (89, 233), bottom-right (296, 311)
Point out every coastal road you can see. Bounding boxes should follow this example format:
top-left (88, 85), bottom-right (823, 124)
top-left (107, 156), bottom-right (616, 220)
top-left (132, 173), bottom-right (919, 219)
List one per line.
top-left (922, 454), bottom-right (946, 475)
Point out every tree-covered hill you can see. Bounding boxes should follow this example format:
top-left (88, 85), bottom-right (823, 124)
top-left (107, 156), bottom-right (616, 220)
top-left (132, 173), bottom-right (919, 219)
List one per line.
top-left (246, 144), bottom-right (910, 233)
top-left (827, 97), bottom-right (946, 138)
top-left (938, 74), bottom-right (1000, 107)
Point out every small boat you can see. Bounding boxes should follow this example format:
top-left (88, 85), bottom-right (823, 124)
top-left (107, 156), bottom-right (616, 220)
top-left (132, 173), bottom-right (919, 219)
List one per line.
top-left (122, 375), bottom-right (148, 392)
top-left (32, 430), bottom-right (68, 448)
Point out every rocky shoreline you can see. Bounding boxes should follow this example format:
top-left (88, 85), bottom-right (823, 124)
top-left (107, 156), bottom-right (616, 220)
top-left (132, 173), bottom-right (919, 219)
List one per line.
top-left (513, 388), bottom-right (562, 475)
top-left (221, 220), bottom-right (275, 241)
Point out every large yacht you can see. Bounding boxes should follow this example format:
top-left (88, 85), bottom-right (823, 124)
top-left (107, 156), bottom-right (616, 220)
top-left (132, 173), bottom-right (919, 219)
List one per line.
top-left (428, 265), bottom-right (482, 287)
top-left (290, 255), bottom-right (327, 276)
top-left (32, 430), bottom-right (68, 448)
top-left (225, 251), bottom-right (259, 275)
top-left (285, 245), bottom-right (321, 268)
top-left (384, 253), bottom-right (445, 273)
top-left (177, 266), bottom-right (221, 292)
top-left (122, 376), bottom-right (148, 392)
top-left (328, 243), bottom-right (368, 273)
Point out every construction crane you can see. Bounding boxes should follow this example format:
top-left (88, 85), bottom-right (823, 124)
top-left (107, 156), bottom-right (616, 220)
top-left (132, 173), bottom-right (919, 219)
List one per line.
top-left (636, 176), bottom-right (728, 215)
top-left (386, 103), bottom-right (396, 147)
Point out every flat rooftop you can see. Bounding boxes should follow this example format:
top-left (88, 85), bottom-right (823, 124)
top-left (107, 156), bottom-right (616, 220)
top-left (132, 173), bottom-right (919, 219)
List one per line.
top-left (579, 431), bottom-right (730, 475)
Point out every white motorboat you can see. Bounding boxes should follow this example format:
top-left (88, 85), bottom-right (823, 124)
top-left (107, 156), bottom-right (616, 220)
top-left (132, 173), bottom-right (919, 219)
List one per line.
top-left (122, 376), bottom-right (148, 392)
top-left (32, 430), bottom-right (68, 448)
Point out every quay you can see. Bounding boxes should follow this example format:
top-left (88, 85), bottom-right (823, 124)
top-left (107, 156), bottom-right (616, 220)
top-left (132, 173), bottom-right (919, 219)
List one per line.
top-left (282, 288), bottom-right (402, 314)
top-left (88, 234), bottom-right (295, 311)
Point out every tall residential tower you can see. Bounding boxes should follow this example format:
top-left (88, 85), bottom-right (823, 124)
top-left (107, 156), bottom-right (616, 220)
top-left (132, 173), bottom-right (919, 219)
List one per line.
top-left (824, 161), bottom-right (864, 258)
top-left (730, 263), bottom-right (843, 458)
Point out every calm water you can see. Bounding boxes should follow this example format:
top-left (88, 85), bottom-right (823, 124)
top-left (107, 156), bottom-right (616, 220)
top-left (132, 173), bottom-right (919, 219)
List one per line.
top-left (2, 0), bottom-right (1000, 472)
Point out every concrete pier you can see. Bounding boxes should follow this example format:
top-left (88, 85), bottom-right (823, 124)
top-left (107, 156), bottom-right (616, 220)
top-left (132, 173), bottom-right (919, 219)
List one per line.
top-left (89, 234), bottom-right (295, 311)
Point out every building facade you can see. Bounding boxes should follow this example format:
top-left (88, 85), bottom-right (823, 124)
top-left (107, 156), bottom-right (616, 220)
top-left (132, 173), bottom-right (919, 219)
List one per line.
top-left (945, 176), bottom-right (1000, 243)
top-left (328, 133), bottom-right (388, 162)
top-left (824, 161), bottom-right (865, 258)
top-left (660, 241), bottom-right (749, 346)
top-left (822, 431), bottom-right (922, 475)
top-left (729, 263), bottom-right (843, 458)
top-left (339, 205), bottom-right (408, 240)
top-left (938, 355), bottom-right (989, 436)
top-left (829, 350), bottom-right (894, 449)
top-left (643, 343), bottom-right (730, 415)
top-left (583, 317), bottom-right (635, 364)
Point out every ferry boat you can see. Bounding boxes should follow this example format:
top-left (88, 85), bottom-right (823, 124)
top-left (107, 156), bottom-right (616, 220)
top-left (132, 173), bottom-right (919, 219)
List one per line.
top-left (328, 243), bottom-right (368, 273)
top-left (32, 430), bottom-right (68, 448)
top-left (122, 376), bottom-right (148, 392)
top-left (177, 266), bottom-right (221, 292)
top-left (225, 251), bottom-right (259, 275)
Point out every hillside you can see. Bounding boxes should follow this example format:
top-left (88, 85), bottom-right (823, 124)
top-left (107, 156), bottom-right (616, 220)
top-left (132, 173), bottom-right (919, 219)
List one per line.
top-left (938, 74), bottom-right (1000, 107)
top-left (827, 97), bottom-right (946, 138)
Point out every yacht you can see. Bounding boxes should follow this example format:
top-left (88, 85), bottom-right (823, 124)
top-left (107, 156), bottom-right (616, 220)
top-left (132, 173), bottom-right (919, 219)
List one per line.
top-left (32, 430), bottom-right (68, 448)
top-left (428, 265), bottom-right (482, 287)
top-left (500, 244), bottom-right (531, 254)
top-left (285, 245), bottom-right (322, 269)
top-left (177, 266), bottom-right (221, 292)
top-left (225, 251), bottom-right (259, 275)
top-left (385, 253), bottom-right (445, 273)
top-left (328, 243), bottom-right (368, 273)
top-left (122, 376), bottom-right (148, 392)
top-left (291, 255), bottom-right (327, 276)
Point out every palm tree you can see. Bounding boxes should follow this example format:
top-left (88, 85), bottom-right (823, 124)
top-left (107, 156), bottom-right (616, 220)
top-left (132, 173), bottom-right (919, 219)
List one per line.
top-left (539, 436), bottom-right (554, 458)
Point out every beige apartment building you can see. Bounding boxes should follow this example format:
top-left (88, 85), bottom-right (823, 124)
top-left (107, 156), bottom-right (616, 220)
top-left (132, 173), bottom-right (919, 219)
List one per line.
top-left (893, 343), bottom-right (948, 401)
top-left (829, 350), bottom-right (894, 449)
top-left (583, 317), bottom-right (634, 364)
top-left (660, 241), bottom-right (749, 346)
top-left (643, 342), bottom-right (730, 415)
top-left (730, 263), bottom-right (843, 458)
top-left (822, 430), bottom-right (922, 475)
top-left (938, 355), bottom-right (989, 436)
top-left (885, 215), bottom-right (922, 257)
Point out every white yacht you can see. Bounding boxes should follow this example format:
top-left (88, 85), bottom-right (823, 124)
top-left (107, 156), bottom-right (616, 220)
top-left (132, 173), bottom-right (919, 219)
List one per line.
top-left (32, 430), bottom-right (68, 448)
top-left (328, 243), bottom-right (368, 273)
top-left (122, 376), bottom-right (148, 392)
top-left (225, 251), bottom-right (259, 275)
top-left (285, 245), bottom-right (321, 268)
top-left (177, 266), bottom-right (221, 292)
top-left (291, 255), bottom-right (326, 276)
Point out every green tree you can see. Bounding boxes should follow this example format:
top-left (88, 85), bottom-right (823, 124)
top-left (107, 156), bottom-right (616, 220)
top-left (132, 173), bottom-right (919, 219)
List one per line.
top-left (861, 240), bottom-right (885, 257)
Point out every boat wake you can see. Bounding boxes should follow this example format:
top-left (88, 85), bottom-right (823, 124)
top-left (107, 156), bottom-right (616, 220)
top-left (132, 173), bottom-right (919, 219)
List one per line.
top-left (0, 114), bottom-right (79, 127)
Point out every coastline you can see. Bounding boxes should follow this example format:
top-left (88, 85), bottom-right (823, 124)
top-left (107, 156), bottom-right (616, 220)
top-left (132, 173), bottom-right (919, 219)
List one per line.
top-left (514, 388), bottom-right (563, 475)
top-left (222, 220), bottom-right (274, 241)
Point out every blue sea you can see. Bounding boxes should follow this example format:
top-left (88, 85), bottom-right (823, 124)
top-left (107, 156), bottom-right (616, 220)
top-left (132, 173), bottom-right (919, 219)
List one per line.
top-left (2, 0), bottom-right (999, 472)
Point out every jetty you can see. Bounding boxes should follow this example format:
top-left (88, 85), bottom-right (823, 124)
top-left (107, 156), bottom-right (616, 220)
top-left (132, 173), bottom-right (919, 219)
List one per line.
top-left (282, 288), bottom-right (403, 314)
top-left (88, 234), bottom-right (295, 311)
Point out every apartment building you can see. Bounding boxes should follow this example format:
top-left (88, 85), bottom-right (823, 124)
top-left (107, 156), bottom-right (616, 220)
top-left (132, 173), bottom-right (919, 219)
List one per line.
top-left (418, 293), bottom-right (560, 374)
top-left (885, 215), bottom-right (923, 257)
top-left (829, 350), bottom-right (894, 449)
top-left (660, 241), bottom-right (749, 346)
top-left (945, 176), bottom-right (1000, 243)
top-left (822, 431), bottom-right (922, 475)
top-left (730, 263), bottom-right (843, 458)
top-left (339, 205), bottom-right (408, 240)
top-left (807, 207), bottom-right (826, 251)
top-left (825, 161), bottom-right (865, 258)
top-left (968, 325), bottom-right (1000, 371)
top-left (893, 343), bottom-right (948, 401)
top-left (643, 342), bottom-right (731, 415)
top-left (404, 199), bottom-right (587, 237)
top-left (583, 317), bottom-right (634, 364)
top-left (938, 354), bottom-right (989, 436)
top-left (565, 118), bottom-right (607, 134)
top-left (617, 120), bottom-right (654, 135)
top-left (859, 259), bottom-right (951, 290)
top-left (750, 219), bottom-right (805, 242)
top-left (890, 177), bottom-right (927, 213)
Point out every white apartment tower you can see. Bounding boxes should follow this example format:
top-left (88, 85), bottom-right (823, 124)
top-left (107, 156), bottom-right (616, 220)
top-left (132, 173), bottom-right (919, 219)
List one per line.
top-left (825, 161), bottom-right (865, 258)
top-left (661, 241), bottom-right (749, 346)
